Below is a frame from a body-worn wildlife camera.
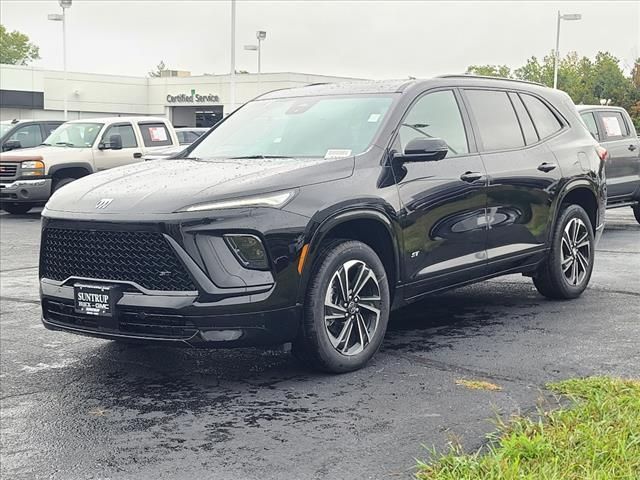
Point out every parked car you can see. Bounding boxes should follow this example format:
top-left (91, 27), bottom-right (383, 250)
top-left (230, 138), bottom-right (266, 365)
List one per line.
top-left (39, 77), bottom-right (606, 372)
top-left (577, 105), bottom-right (640, 223)
top-left (175, 127), bottom-right (209, 145)
top-left (0, 119), bottom-right (64, 152)
top-left (0, 116), bottom-right (179, 214)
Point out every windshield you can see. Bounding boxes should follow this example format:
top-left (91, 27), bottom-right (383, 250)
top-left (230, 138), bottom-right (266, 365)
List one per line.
top-left (43, 122), bottom-right (103, 148)
top-left (190, 94), bottom-right (394, 159)
top-left (0, 123), bottom-right (14, 139)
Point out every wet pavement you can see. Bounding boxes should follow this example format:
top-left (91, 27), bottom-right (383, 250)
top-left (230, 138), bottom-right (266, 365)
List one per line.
top-left (1, 208), bottom-right (639, 480)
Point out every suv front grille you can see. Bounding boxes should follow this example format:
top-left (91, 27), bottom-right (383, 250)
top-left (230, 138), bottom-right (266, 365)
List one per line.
top-left (0, 163), bottom-right (18, 178)
top-left (41, 227), bottom-right (197, 291)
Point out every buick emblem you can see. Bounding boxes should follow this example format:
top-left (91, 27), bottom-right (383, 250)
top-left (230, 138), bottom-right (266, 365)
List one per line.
top-left (95, 198), bottom-right (114, 209)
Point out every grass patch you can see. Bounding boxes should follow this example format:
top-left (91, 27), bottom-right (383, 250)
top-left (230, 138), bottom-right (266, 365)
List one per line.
top-left (455, 379), bottom-right (502, 391)
top-left (416, 377), bottom-right (640, 480)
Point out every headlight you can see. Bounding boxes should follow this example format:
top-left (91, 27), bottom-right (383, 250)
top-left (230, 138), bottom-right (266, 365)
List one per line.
top-left (224, 234), bottom-right (269, 270)
top-left (177, 190), bottom-right (296, 213)
top-left (21, 160), bottom-right (45, 176)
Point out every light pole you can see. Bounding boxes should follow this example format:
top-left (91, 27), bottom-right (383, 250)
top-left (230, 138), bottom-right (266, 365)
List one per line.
top-left (553, 11), bottom-right (581, 89)
top-left (230, 0), bottom-right (236, 113)
top-left (48, 0), bottom-right (72, 120)
top-left (244, 30), bottom-right (267, 73)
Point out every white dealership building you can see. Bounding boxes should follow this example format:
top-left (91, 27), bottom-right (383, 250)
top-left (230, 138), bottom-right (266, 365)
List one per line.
top-left (0, 64), bottom-right (359, 127)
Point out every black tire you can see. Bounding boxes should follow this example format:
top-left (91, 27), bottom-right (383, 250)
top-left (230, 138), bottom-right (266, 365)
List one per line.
top-left (52, 177), bottom-right (76, 192)
top-left (633, 205), bottom-right (640, 225)
top-left (533, 204), bottom-right (595, 299)
top-left (2, 204), bottom-right (32, 215)
top-left (293, 239), bottom-right (390, 373)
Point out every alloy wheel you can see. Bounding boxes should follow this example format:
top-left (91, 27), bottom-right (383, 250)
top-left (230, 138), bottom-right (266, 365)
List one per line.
top-left (560, 217), bottom-right (591, 286)
top-left (324, 259), bottom-right (381, 356)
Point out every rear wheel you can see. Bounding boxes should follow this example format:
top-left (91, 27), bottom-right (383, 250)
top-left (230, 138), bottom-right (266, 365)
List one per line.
top-left (633, 204), bottom-right (640, 225)
top-left (533, 204), bottom-right (594, 299)
top-left (293, 239), bottom-right (390, 373)
top-left (2, 204), bottom-right (32, 215)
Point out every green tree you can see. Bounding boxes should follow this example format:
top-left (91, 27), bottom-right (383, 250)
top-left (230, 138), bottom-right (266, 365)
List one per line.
top-left (0, 24), bottom-right (40, 65)
top-left (466, 64), bottom-right (512, 78)
top-left (148, 60), bottom-right (167, 77)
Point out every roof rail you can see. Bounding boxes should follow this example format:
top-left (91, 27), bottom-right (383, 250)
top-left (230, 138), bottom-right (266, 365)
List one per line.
top-left (437, 74), bottom-right (546, 87)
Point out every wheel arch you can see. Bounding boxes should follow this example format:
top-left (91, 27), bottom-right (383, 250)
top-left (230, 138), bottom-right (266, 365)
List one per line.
top-left (48, 162), bottom-right (93, 180)
top-left (554, 180), bottom-right (600, 236)
top-left (299, 208), bottom-right (401, 304)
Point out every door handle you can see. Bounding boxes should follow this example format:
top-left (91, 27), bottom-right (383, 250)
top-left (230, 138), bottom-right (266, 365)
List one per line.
top-left (629, 144), bottom-right (637, 152)
top-left (459, 171), bottom-right (484, 183)
top-left (537, 162), bottom-right (557, 173)
top-left (133, 152), bottom-right (142, 159)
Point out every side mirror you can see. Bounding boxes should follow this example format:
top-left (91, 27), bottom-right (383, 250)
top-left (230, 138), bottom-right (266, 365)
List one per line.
top-left (395, 137), bottom-right (449, 163)
top-left (2, 140), bottom-right (22, 152)
top-left (99, 134), bottom-right (123, 150)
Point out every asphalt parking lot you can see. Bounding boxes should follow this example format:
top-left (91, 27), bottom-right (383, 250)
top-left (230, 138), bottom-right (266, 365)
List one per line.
top-left (1, 208), bottom-right (638, 480)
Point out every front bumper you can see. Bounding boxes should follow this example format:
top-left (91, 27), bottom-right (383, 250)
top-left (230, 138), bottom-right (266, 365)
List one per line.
top-left (41, 292), bottom-right (301, 347)
top-left (0, 178), bottom-right (52, 205)
top-left (39, 208), bottom-right (309, 347)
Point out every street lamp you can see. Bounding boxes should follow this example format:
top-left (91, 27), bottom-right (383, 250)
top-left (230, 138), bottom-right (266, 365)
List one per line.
top-left (244, 30), bottom-right (267, 74)
top-left (48, 0), bottom-right (72, 120)
top-left (553, 11), bottom-right (581, 90)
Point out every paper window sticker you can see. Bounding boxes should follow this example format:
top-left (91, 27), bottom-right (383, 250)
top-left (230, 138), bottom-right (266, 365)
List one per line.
top-left (602, 116), bottom-right (622, 137)
top-left (368, 113), bottom-right (381, 123)
top-left (149, 127), bottom-right (168, 142)
top-left (325, 149), bottom-right (352, 159)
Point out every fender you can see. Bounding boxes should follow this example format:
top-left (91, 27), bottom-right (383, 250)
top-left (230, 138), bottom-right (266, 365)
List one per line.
top-left (548, 176), bottom-right (602, 243)
top-left (48, 162), bottom-right (94, 178)
top-left (297, 206), bottom-right (402, 303)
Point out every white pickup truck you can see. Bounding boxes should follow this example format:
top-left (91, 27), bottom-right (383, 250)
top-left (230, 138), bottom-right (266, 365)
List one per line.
top-left (0, 116), bottom-right (179, 214)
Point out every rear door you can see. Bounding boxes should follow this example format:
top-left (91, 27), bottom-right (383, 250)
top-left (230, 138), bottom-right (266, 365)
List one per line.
top-left (594, 110), bottom-right (640, 200)
top-left (93, 122), bottom-right (142, 170)
top-left (393, 88), bottom-right (489, 297)
top-left (463, 88), bottom-right (564, 272)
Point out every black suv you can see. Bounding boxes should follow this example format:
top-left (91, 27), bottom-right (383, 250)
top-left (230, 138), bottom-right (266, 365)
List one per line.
top-left (40, 77), bottom-right (606, 373)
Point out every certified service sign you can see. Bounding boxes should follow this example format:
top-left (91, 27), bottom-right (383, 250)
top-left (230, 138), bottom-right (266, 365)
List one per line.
top-left (166, 89), bottom-right (220, 104)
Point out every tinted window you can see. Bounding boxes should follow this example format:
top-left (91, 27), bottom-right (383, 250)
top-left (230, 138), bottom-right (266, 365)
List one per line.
top-left (139, 123), bottom-right (172, 147)
top-left (45, 122), bottom-right (63, 136)
top-left (597, 111), bottom-right (630, 139)
top-left (521, 94), bottom-right (562, 139)
top-left (102, 123), bottom-right (137, 148)
top-left (399, 90), bottom-right (468, 156)
top-left (8, 124), bottom-right (42, 148)
top-left (580, 112), bottom-right (600, 141)
top-left (509, 92), bottom-right (538, 145)
top-left (465, 90), bottom-right (524, 151)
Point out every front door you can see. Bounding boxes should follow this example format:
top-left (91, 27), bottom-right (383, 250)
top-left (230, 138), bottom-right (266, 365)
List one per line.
top-left (93, 123), bottom-right (142, 170)
top-left (463, 89), bottom-right (564, 271)
top-left (393, 89), bottom-right (488, 298)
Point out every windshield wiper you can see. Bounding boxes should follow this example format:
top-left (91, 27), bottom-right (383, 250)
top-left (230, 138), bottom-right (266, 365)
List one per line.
top-left (229, 155), bottom-right (292, 159)
top-left (40, 142), bottom-right (51, 146)
top-left (55, 142), bottom-right (75, 147)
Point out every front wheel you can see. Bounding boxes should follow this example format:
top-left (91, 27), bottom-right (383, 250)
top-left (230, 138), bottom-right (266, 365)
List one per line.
top-left (533, 204), bottom-right (595, 299)
top-left (293, 239), bottom-right (390, 373)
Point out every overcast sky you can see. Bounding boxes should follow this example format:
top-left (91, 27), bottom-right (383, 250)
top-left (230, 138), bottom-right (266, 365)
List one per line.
top-left (1, 1), bottom-right (638, 79)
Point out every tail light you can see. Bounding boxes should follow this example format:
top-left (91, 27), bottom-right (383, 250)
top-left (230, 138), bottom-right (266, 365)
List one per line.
top-left (596, 145), bottom-right (608, 162)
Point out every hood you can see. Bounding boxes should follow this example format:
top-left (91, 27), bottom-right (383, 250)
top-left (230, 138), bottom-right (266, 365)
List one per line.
top-left (0, 145), bottom-right (91, 165)
top-left (45, 157), bottom-right (354, 215)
